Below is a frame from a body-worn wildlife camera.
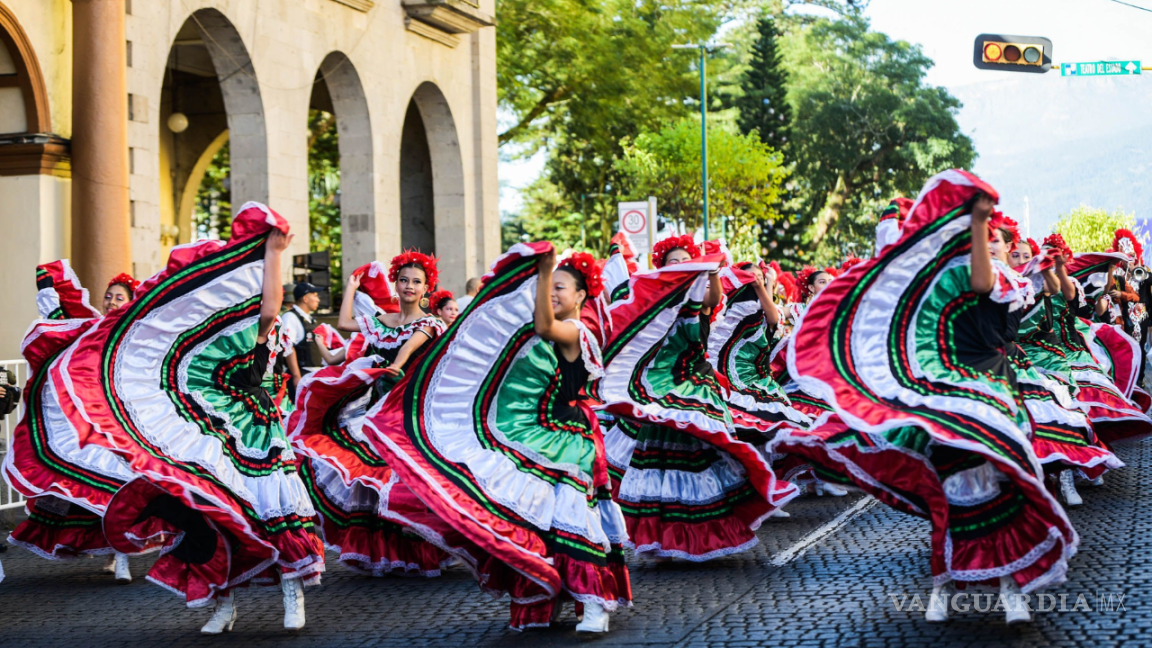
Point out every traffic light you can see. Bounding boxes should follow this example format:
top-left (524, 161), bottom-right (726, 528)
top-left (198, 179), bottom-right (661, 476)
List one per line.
top-left (293, 250), bottom-right (333, 310)
top-left (973, 34), bottom-right (1052, 73)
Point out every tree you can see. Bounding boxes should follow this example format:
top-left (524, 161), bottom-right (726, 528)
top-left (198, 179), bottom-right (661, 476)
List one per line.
top-left (736, 13), bottom-right (790, 151)
top-left (502, 175), bottom-right (590, 253)
top-left (1053, 205), bottom-right (1136, 253)
top-left (779, 17), bottom-right (975, 261)
top-left (194, 142), bottom-right (231, 241)
top-left (308, 109), bottom-right (342, 284)
top-left (617, 118), bottom-right (787, 260)
top-left (496, 0), bottom-right (725, 152)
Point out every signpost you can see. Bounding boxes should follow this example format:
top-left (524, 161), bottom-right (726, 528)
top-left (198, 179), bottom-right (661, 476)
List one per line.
top-left (1060, 60), bottom-right (1141, 76)
top-left (619, 199), bottom-right (656, 267)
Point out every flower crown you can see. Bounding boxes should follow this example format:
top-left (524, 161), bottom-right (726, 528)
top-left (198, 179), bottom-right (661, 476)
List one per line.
top-left (428, 290), bottom-right (455, 313)
top-left (389, 250), bottom-right (439, 291)
top-left (776, 272), bottom-right (800, 303)
top-left (989, 212), bottom-right (1021, 247)
top-left (107, 272), bottom-right (140, 297)
top-left (1111, 228), bottom-right (1144, 263)
top-left (652, 235), bottom-right (701, 268)
top-left (558, 252), bottom-right (604, 299)
top-left (840, 256), bottom-right (864, 273)
top-left (796, 265), bottom-right (837, 301)
top-left (1042, 233), bottom-right (1073, 260)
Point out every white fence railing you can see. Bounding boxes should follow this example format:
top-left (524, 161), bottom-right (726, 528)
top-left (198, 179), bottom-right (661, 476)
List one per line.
top-left (0, 359), bottom-right (28, 511)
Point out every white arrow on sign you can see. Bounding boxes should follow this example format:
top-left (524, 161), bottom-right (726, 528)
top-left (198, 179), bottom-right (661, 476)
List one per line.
top-left (1127, 61), bottom-right (1138, 74)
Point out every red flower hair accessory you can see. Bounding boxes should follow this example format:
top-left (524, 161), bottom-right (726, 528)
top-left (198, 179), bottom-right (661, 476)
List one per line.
top-left (558, 252), bottom-right (604, 298)
top-left (1043, 233), bottom-right (1073, 260)
top-left (1111, 228), bottom-right (1144, 263)
top-left (652, 235), bottom-right (700, 268)
top-left (1026, 238), bottom-right (1041, 257)
top-left (389, 250), bottom-right (440, 291)
top-left (989, 211), bottom-right (1021, 247)
top-left (108, 272), bottom-right (140, 297)
top-left (840, 256), bottom-right (864, 273)
top-left (429, 290), bottom-right (455, 313)
top-left (776, 272), bottom-right (800, 303)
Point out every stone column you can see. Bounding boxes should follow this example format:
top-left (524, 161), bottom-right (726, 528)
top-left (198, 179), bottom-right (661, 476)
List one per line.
top-left (71, 0), bottom-right (131, 295)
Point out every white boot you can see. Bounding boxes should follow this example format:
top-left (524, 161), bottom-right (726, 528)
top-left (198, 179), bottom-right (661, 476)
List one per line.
top-left (1059, 470), bottom-right (1083, 507)
top-left (822, 483), bottom-right (848, 497)
top-left (1000, 576), bottom-right (1032, 624)
top-left (282, 577), bottom-right (306, 631)
top-left (113, 552), bottom-right (131, 583)
top-left (575, 601), bottom-right (609, 633)
top-left (771, 508), bottom-right (791, 518)
top-left (201, 591), bottom-right (237, 634)
top-left (925, 582), bottom-right (954, 622)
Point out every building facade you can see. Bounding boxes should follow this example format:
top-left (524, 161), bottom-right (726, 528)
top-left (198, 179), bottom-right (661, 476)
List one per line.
top-left (0, 0), bottom-right (499, 359)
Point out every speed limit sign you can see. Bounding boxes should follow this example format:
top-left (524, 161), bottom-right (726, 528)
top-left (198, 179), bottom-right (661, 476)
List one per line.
top-left (618, 201), bottom-right (653, 254)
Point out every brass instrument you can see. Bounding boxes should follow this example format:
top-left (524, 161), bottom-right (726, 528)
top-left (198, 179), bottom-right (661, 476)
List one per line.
top-left (1133, 266), bottom-right (1150, 284)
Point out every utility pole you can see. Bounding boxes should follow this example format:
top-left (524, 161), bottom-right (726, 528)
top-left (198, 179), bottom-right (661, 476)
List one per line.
top-left (672, 43), bottom-right (728, 241)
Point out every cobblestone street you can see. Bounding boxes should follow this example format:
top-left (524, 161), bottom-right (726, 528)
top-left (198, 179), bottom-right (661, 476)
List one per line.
top-left (3, 441), bottom-right (1148, 648)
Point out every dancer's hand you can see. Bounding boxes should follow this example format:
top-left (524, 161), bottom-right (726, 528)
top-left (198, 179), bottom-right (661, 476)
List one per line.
top-left (538, 247), bottom-right (556, 270)
top-left (971, 193), bottom-right (995, 223)
top-left (268, 229), bottom-right (294, 253)
top-left (346, 273), bottom-right (362, 292)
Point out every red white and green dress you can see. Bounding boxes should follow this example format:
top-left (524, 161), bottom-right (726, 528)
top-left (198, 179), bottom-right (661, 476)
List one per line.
top-left (3, 261), bottom-right (138, 560)
top-left (774, 170), bottom-right (1077, 594)
top-left (45, 203), bottom-right (326, 607)
top-left (363, 242), bottom-right (632, 630)
top-left (1013, 276), bottom-right (1124, 476)
top-left (595, 255), bottom-right (798, 561)
top-left (708, 267), bottom-right (812, 441)
top-left (287, 308), bottom-right (452, 576)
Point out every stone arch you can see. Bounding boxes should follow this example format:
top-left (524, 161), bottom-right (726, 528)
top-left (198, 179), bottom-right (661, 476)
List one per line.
top-left (0, 1), bottom-right (50, 135)
top-left (160, 8), bottom-right (267, 239)
top-left (313, 51), bottom-right (374, 280)
top-left (403, 81), bottom-right (465, 288)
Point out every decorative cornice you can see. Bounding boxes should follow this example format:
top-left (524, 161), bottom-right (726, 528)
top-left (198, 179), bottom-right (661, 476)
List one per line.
top-left (404, 18), bottom-right (461, 48)
top-left (403, 0), bottom-right (494, 42)
top-left (329, 0), bottom-right (375, 11)
top-left (0, 133), bottom-right (71, 178)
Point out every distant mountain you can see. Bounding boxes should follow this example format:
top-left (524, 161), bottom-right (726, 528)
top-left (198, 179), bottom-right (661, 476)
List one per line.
top-left (950, 74), bottom-right (1152, 236)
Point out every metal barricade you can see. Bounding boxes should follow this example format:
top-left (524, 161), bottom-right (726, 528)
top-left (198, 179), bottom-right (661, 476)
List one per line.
top-left (0, 359), bottom-right (27, 511)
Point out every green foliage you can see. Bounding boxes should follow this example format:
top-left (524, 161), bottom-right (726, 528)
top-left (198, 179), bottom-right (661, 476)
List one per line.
top-left (501, 175), bottom-right (592, 253)
top-left (1053, 205), bottom-right (1136, 253)
top-left (735, 13), bottom-right (790, 151)
top-left (500, 0), bottom-right (734, 254)
top-left (778, 16), bottom-right (975, 263)
top-left (193, 142), bottom-right (231, 241)
top-left (308, 109), bottom-right (342, 283)
top-left (616, 118), bottom-right (787, 260)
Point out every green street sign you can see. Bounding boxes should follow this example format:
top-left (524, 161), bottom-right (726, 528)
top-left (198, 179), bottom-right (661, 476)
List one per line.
top-left (1061, 60), bottom-right (1141, 77)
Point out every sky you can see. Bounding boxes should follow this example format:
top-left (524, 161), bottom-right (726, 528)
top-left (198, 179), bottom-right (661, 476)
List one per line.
top-left (498, 0), bottom-right (1152, 236)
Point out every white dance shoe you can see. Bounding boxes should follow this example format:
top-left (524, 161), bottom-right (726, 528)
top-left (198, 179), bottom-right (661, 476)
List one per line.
top-left (201, 591), bottom-right (237, 634)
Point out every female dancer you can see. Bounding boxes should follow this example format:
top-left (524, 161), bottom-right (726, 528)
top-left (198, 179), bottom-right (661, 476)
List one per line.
top-left (597, 236), bottom-right (798, 561)
top-left (288, 253), bottom-right (449, 577)
top-left (992, 226), bottom-right (1122, 508)
top-left (775, 170), bottom-right (1077, 624)
top-left (5, 270), bottom-right (142, 583)
top-left (429, 290), bottom-right (459, 326)
top-left (365, 243), bottom-right (631, 632)
top-left (45, 204), bottom-right (328, 633)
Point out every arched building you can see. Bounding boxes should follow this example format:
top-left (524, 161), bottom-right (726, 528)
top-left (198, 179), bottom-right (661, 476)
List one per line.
top-left (0, 0), bottom-right (498, 358)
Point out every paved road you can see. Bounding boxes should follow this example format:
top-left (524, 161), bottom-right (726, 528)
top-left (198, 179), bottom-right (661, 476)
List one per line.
top-left (2, 441), bottom-right (1148, 648)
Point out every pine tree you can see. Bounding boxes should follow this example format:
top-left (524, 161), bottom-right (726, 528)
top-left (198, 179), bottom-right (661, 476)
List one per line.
top-left (736, 14), bottom-right (791, 150)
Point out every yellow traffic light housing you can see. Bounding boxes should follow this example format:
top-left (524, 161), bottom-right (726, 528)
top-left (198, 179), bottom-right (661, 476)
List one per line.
top-left (974, 34), bottom-right (1052, 73)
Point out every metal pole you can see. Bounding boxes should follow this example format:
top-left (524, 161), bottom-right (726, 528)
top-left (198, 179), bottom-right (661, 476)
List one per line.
top-left (700, 46), bottom-right (709, 241)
